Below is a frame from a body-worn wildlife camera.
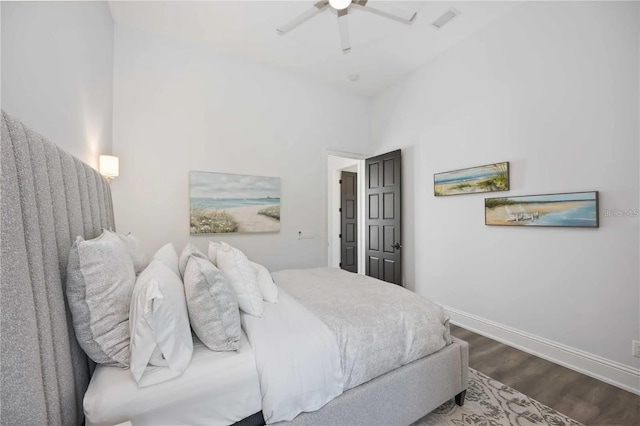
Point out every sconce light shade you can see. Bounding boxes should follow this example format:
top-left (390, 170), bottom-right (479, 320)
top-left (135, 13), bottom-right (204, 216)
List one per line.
top-left (99, 155), bottom-right (119, 182)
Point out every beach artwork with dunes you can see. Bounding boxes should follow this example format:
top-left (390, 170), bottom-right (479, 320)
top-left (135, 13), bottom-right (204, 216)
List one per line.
top-left (435, 162), bottom-right (509, 196)
top-left (485, 191), bottom-right (599, 228)
top-left (190, 171), bottom-right (280, 234)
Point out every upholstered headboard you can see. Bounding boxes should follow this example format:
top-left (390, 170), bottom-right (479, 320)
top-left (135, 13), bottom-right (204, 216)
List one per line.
top-left (1, 110), bottom-right (115, 425)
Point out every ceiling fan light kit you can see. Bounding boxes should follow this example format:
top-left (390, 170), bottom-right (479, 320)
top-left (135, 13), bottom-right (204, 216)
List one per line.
top-left (329, 0), bottom-right (352, 10)
top-left (276, 0), bottom-right (418, 54)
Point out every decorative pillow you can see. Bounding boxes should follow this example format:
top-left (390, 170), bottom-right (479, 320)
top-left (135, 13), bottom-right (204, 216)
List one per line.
top-left (129, 260), bottom-right (193, 387)
top-left (117, 232), bottom-right (147, 274)
top-left (216, 242), bottom-right (263, 317)
top-left (66, 230), bottom-right (135, 367)
top-left (251, 261), bottom-right (278, 303)
top-left (178, 243), bottom-right (207, 279)
top-left (151, 243), bottom-right (180, 277)
top-left (183, 256), bottom-right (241, 351)
top-left (208, 241), bottom-right (222, 266)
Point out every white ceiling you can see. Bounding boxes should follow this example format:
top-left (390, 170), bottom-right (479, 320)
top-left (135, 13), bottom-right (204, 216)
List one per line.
top-left (108, 1), bottom-right (521, 96)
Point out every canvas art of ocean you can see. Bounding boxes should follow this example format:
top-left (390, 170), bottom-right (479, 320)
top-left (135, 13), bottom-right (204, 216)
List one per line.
top-left (485, 191), bottom-right (599, 228)
top-left (189, 171), bottom-right (281, 234)
top-left (434, 162), bottom-right (509, 196)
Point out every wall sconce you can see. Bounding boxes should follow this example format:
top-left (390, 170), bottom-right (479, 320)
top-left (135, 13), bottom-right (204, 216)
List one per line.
top-left (99, 155), bottom-right (119, 184)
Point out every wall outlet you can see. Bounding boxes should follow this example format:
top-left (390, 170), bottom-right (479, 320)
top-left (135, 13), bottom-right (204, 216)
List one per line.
top-left (633, 340), bottom-right (640, 358)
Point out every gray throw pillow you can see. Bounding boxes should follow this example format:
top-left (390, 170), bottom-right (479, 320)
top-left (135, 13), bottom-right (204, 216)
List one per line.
top-left (183, 256), bottom-right (241, 351)
top-left (66, 230), bottom-right (136, 367)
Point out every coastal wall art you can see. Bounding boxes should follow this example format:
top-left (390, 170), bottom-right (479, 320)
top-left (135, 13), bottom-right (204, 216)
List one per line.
top-left (189, 171), bottom-right (281, 234)
top-left (485, 191), bottom-right (599, 228)
top-left (434, 162), bottom-right (509, 196)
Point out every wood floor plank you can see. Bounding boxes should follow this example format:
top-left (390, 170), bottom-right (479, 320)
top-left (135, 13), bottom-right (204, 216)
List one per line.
top-left (450, 325), bottom-right (640, 426)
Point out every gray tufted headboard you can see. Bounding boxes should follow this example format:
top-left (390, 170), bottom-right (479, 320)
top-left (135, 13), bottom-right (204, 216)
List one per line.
top-left (1, 110), bottom-right (116, 425)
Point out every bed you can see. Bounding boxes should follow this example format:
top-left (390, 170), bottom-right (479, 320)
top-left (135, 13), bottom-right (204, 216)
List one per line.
top-left (0, 110), bottom-right (468, 426)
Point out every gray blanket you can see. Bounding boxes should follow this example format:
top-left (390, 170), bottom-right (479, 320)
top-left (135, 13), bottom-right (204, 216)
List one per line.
top-left (272, 267), bottom-right (451, 390)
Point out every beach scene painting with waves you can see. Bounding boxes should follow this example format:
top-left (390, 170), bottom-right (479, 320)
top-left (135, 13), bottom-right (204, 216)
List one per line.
top-left (485, 191), bottom-right (599, 228)
top-left (190, 171), bottom-right (280, 234)
top-left (435, 162), bottom-right (509, 196)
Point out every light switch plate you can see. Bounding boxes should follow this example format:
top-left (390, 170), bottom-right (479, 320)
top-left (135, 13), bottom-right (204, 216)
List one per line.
top-left (298, 230), bottom-right (315, 240)
top-left (633, 340), bottom-right (640, 358)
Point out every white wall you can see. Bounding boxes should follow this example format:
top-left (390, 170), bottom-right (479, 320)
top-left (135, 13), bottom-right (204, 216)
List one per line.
top-left (371, 0), bottom-right (640, 382)
top-left (1, 1), bottom-right (114, 168)
top-left (112, 24), bottom-right (370, 271)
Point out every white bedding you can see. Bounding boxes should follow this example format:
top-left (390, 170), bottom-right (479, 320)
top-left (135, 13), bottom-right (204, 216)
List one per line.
top-left (274, 268), bottom-right (451, 390)
top-left (84, 333), bottom-right (261, 426)
top-left (241, 289), bottom-right (343, 424)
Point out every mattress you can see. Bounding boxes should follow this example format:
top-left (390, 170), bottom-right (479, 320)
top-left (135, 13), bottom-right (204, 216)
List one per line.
top-left (84, 332), bottom-right (261, 426)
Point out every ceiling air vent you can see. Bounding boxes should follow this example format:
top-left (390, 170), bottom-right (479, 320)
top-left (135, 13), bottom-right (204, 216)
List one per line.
top-left (431, 9), bottom-right (460, 30)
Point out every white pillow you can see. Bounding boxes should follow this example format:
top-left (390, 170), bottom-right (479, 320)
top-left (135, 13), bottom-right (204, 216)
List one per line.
top-left (129, 259), bottom-right (193, 387)
top-left (250, 261), bottom-right (278, 303)
top-left (208, 241), bottom-right (222, 266)
top-left (178, 243), bottom-right (207, 279)
top-left (151, 243), bottom-right (180, 277)
top-left (117, 232), bottom-right (147, 274)
top-left (216, 242), bottom-right (263, 317)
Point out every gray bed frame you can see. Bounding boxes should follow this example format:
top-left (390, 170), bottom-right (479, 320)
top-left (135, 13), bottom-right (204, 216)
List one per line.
top-left (0, 110), bottom-right (468, 426)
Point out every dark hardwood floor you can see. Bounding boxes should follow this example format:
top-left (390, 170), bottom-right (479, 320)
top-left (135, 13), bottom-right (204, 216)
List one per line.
top-left (450, 325), bottom-right (640, 425)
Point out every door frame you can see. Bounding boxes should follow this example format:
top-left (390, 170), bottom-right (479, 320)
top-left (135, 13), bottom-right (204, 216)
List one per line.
top-left (326, 150), bottom-right (367, 274)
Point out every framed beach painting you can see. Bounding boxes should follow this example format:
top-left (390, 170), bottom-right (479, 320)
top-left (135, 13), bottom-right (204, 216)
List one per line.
top-left (485, 191), bottom-right (599, 228)
top-left (434, 162), bottom-right (509, 196)
top-left (189, 171), bottom-right (281, 234)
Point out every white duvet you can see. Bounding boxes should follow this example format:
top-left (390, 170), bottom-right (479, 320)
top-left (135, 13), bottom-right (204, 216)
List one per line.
top-left (241, 290), bottom-right (344, 424)
top-left (244, 268), bottom-right (451, 424)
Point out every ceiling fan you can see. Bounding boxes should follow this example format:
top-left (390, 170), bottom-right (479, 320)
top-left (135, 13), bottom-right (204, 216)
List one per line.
top-left (276, 0), bottom-right (418, 54)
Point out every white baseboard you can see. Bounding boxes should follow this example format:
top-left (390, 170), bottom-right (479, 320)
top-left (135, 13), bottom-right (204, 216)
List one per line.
top-left (443, 306), bottom-right (640, 396)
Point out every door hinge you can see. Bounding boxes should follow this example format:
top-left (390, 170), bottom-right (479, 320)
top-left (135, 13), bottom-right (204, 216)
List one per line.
top-left (339, 234), bottom-right (342, 239)
top-left (339, 180), bottom-right (342, 184)
top-left (339, 262), bottom-right (342, 267)
top-left (339, 208), bottom-right (342, 212)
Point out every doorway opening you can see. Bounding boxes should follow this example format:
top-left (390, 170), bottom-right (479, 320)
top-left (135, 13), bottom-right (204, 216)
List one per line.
top-left (327, 153), bottom-right (366, 274)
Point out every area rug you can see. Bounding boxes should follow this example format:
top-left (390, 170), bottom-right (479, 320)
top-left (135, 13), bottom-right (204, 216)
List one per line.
top-left (414, 369), bottom-right (583, 426)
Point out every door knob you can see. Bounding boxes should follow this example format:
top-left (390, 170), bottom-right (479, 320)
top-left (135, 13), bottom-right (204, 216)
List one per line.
top-left (391, 243), bottom-right (402, 250)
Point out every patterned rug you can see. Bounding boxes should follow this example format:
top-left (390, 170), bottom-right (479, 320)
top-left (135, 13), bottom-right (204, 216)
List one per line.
top-left (414, 369), bottom-right (583, 426)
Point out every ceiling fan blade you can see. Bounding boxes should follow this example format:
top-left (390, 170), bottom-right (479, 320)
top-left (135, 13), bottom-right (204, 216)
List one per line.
top-left (277, 1), bottom-right (330, 35)
top-left (350, 3), bottom-right (417, 25)
top-left (338, 8), bottom-right (351, 54)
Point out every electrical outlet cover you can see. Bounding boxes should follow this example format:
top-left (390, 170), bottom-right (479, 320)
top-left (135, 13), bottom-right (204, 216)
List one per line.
top-left (633, 340), bottom-right (640, 358)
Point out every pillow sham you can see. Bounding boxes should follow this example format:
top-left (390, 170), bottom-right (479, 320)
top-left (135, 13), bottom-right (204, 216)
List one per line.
top-left (216, 242), bottom-right (263, 317)
top-left (183, 256), bottom-right (241, 351)
top-left (178, 243), bottom-right (207, 279)
top-left (151, 243), bottom-right (180, 277)
top-left (251, 261), bottom-right (278, 303)
top-left (117, 232), bottom-right (147, 274)
top-left (66, 230), bottom-right (135, 367)
top-left (208, 241), bottom-right (222, 266)
top-left (129, 259), bottom-right (193, 387)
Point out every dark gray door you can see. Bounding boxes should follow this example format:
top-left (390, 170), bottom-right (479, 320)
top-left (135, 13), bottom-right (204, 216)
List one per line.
top-left (365, 150), bottom-right (402, 285)
top-left (340, 171), bottom-right (358, 273)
